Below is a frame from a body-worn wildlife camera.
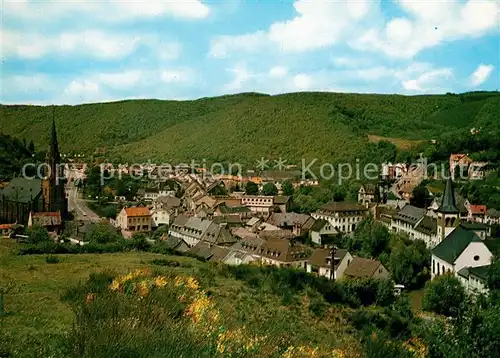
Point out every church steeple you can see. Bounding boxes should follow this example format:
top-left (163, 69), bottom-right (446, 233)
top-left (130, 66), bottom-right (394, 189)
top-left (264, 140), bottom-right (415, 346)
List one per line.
top-left (47, 107), bottom-right (61, 163)
top-left (42, 106), bottom-right (67, 216)
top-left (437, 177), bottom-right (458, 214)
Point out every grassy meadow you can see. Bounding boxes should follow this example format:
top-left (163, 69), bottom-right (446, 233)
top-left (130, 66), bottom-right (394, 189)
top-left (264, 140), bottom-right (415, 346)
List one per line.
top-left (0, 237), bottom-right (367, 357)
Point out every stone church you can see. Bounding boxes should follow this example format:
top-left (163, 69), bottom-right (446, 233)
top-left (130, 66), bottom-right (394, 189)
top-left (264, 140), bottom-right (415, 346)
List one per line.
top-left (0, 117), bottom-right (68, 224)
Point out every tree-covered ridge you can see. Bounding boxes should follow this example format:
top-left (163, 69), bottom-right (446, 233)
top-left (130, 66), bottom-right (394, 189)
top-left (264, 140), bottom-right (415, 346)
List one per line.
top-left (0, 134), bottom-right (36, 181)
top-left (1, 91), bottom-right (499, 164)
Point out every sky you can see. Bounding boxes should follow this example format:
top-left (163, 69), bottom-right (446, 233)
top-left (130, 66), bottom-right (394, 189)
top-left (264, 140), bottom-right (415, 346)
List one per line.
top-left (1, 0), bottom-right (499, 105)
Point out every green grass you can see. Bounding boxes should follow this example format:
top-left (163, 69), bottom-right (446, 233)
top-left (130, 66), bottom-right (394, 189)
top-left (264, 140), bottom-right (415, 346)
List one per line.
top-left (0, 238), bottom-right (365, 357)
top-left (2, 91), bottom-right (499, 165)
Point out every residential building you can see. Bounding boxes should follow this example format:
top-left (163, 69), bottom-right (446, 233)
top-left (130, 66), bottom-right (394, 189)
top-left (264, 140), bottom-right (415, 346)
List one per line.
top-left (241, 195), bottom-right (274, 215)
top-left (468, 162), bottom-right (489, 180)
top-left (311, 202), bottom-right (367, 234)
top-left (457, 265), bottom-right (490, 295)
top-left (467, 204), bottom-right (487, 223)
top-left (274, 195), bottom-right (291, 213)
top-left (306, 248), bottom-right (352, 280)
top-left (431, 225), bottom-right (493, 279)
top-left (266, 212), bottom-right (315, 236)
top-left (187, 241), bottom-right (231, 262)
top-left (449, 154), bottom-right (472, 180)
top-left (225, 235), bottom-right (266, 265)
top-left (214, 202), bottom-right (252, 220)
top-left (358, 184), bottom-right (378, 204)
top-left (309, 219), bottom-right (339, 245)
top-left (391, 204), bottom-right (426, 237)
top-left (151, 195), bottom-right (182, 227)
top-left (428, 192), bottom-right (469, 220)
top-left (259, 238), bottom-right (311, 269)
top-left (485, 209), bottom-right (500, 225)
top-left (116, 207), bottom-right (152, 233)
top-left (343, 257), bottom-right (390, 279)
top-left (168, 214), bottom-right (235, 247)
top-left (28, 211), bottom-right (63, 233)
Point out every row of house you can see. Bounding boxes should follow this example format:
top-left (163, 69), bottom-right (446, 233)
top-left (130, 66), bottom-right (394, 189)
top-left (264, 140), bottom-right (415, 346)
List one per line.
top-left (449, 154), bottom-right (490, 181)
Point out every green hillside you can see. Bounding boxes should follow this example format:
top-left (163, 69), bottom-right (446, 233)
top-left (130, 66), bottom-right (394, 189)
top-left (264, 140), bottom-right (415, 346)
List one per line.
top-left (1, 91), bottom-right (499, 165)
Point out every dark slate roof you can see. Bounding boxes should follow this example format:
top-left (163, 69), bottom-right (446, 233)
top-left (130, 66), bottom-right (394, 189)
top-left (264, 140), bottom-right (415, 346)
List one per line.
top-left (431, 226), bottom-right (482, 264)
top-left (163, 236), bottom-right (190, 252)
top-left (310, 219), bottom-right (329, 232)
top-left (393, 204), bottom-right (426, 226)
top-left (361, 184), bottom-right (377, 195)
top-left (414, 216), bottom-right (437, 236)
top-left (216, 203), bottom-right (251, 214)
top-left (460, 222), bottom-right (490, 231)
top-left (259, 238), bottom-right (311, 262)
top-left (437, 178), bottom-right (459, 214)
top-left (308, 248), bottom-right (348, 269)
top-left (1, 178), bottom-right (42, 203)
top-left (457, 265), bottom-right (490, 281)
top-left (274, 195), bottom-right (291, 204)
top-left (266, 213), bottom-right (314, 228)
top-left (318, 202), bottom-right (367, 213)
top-left (344, 257), bottom-right (386, 278)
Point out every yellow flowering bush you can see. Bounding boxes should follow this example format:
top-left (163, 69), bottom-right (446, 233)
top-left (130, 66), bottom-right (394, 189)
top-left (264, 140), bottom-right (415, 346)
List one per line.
top-left (107, 270), bottom-right (348, 357)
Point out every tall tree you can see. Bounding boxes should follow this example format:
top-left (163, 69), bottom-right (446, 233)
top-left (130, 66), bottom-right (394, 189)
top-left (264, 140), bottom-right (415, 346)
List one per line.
top-left (262, 183), bottom-right (278, 196)
top-left (281, 180), bottom-right (294, 196)
top-left (245, 181), bottom-right (259, 195)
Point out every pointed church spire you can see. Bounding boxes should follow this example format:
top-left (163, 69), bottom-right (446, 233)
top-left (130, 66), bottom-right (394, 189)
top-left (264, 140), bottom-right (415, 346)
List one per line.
top-left (437, 177), bottom-right (458, 214)
top-left (48, 106), bottom-right (60, 162)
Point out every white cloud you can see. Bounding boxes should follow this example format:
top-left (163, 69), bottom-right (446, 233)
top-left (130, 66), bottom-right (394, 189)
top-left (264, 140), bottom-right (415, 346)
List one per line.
top-left (98, 71), bottom-right (144, 88)
top-left (3, 0), bottom-right (210, 22)
top-left (269, 66), bottom-right (288, 78)
top-left (208, 31), bottom-right (267, 58)
top-left (223, 63), bottom-right (256, 91)
top-left (158, 42), bottom-right (182, 61)
top-left (470, 64), bottom-right (494, 86)
top-left (293, 74), bottom-right (313, 90)
top-left (209, 0), bottom-right (378, 57)
top-left (353, 0), bottom-right (499, 58)
top-left (2, 29), bottom-right (144, 60)
top-left (160, 69), bottom-right (194, 84)
top-left (2, 29), bottom-right (183, 61)
top-left (402, 68), bottom-right (453, 92)
top-left (64, 79), bottom-right (100, 100)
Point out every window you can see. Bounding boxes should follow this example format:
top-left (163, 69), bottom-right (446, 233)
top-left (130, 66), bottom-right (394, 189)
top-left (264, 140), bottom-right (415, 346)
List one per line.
top-left (432, 260), bottom-right (435, 274)
top-left (474, 255), bottom-right (480, 261)
top-left (437, 262), bottom-right (440, 274)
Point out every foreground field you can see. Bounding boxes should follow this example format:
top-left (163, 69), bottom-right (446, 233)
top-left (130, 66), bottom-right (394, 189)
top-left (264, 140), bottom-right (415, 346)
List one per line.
top-left (0, 238), bottom-right (365, 357)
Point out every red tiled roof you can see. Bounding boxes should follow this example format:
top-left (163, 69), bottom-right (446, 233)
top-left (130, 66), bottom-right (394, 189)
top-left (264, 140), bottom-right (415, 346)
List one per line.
top-left (33, 212), bottom-right (61, 217)
top-left (125, 207), bottom-right (151, 217)
top-left (469, 205), bottom-right (487, 214)
top-left (450, 154), bottom-right (472, 162)
top-left (0, 224), bottom-right (15, 230)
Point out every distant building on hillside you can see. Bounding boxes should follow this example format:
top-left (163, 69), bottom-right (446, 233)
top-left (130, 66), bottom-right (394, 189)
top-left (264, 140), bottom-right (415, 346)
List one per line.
top-left (311, 202), bottom-right (367, 234)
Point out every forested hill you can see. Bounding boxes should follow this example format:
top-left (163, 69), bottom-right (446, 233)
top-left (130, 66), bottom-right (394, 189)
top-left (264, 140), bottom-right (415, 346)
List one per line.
top-left (1, 91), bottom-right (499, 165)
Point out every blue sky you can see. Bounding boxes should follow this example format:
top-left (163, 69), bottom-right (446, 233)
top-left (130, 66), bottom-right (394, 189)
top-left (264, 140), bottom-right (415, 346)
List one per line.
top-left (1, 0), bottom-right (499, 104)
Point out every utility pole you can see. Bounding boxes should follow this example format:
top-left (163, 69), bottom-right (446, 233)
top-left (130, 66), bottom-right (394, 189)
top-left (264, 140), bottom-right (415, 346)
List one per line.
top-left (330, 245), bottom-right (337, 281)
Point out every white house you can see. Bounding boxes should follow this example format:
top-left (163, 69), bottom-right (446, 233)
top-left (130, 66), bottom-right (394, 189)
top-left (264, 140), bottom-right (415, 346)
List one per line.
top-left (309, 219), bottom-right (339, 245)
top-left (390, 205), bottom-right (439, 248)
top-left (457, 265), bottom-right (490, 295)
top-left (431, 225), bottom-right (493, 280)
top-left (168, 214), bottom-right (235, 247)
top-left (151, 195), bottom-right (182, 227)
top-left (311, 202), bottom-right (367, 234)
top-left (306, 248), bottom-right (352, 280)
top-left (241, 195), bottom-right (275, 215)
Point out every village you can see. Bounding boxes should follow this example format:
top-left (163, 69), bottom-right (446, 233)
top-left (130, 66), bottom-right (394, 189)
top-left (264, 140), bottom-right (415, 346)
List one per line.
top-left (1, 120), bottom-right (498, 299)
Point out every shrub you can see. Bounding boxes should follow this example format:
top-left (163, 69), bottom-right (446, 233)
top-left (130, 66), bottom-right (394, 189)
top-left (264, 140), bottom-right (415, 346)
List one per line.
top-left (25, 225), bottom-right (50, 245)
top-left (422, 275), bottom-right (465, 317)
top-left (45, 255), bottom-right (60, 264)
top-left (150, 259), bottom-right (180, 267)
